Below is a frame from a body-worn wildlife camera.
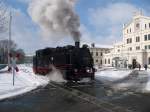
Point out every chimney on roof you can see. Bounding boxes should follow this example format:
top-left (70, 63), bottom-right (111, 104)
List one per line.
top-left (91, 43), bottom-right (95, 48)
top-left (133, 9), bottom-right (143, 19)
top-left (75, 41), bottom-right (80, 48)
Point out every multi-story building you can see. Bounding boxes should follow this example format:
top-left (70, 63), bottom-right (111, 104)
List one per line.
top-left (90, 11), bottom-right (150, 68)
top-left (102, 11), bottom-right (150, 67)
top-left (89, 44), bottom-right (112, 67)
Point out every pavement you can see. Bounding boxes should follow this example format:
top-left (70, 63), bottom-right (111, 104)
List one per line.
top-left (0, 84), bottom-right (104, 112)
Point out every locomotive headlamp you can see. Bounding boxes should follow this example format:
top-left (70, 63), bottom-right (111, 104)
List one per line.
top-left (86, 68), bottom-right (93, 73)
top-left (86, 69), bottom-right (90, 73)
top-left (74, 69), bottom-right (78, 72)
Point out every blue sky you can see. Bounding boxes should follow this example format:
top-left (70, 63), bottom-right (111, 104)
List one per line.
top-left (3, 0), bottom-right (150, 54)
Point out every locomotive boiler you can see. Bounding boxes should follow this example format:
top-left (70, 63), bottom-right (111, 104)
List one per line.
top-left (33, 42), bottom-right (95, 81)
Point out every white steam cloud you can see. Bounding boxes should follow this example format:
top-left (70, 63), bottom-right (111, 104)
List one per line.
top-left (28, 0), bottom-right (81, 41)
top-left (48, 66), bottom-right (66, 83)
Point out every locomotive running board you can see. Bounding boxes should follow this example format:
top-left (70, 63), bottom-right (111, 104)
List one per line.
top-left (50, 81), bottom-right (135, 112)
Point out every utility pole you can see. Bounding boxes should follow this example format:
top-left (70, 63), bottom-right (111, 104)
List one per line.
top-left (8, 11), bottom-right (12, 68)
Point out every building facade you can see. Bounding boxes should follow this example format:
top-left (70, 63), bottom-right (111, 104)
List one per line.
top-left (89, 45), bottom-right (111, 67)
top-left (90, 12), bottom-right (150, 68)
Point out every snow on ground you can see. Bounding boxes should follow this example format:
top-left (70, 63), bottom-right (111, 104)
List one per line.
top-left (95, 69), bottom-right (132, 82)
top-left (113, 70), bottom-right (149, 91)
top-left (96, 68), bottom-right (150, 93)
top-left (0, 64), bottom-right (49, 100)
top-left (144, 69), bottom-right (150, 92)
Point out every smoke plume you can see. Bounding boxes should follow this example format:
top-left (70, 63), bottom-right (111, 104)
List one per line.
top-left (28, 0), bottom-right (81, 41)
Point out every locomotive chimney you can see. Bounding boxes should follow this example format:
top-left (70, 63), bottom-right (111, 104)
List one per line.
top-left (75, 41), bottom-right (80, 48)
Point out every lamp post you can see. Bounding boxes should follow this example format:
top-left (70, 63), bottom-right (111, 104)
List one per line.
top-left (8, 11), bottom-right (12, 68)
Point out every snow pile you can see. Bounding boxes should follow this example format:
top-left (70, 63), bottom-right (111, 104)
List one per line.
top-left (0, 64), bottom-right (49, 100)
top-left (96, 70), bottom-right (131, 82)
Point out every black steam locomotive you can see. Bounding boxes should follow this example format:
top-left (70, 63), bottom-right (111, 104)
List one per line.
top-left (33, 42), bottom-right (95, 81)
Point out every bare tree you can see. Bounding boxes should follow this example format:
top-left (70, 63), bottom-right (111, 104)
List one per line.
top-left (0, 0), bottom-right (8, 34)
top-left (0, 39), bottom-right (17, 50)
top-left (0, 1), bottom-right (25, 64)
top-left (0, 39), bottom-right (16, 63)
top-left (0, 39), bottom-right (25, 64)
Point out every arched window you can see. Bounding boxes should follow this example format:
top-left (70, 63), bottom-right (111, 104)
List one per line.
top-left (100, 60), bottom-right (103, 64)
top-left (136, 23), bottom-right (140, 28)
top-left (108, 59), bottom-right (110, 64)
top-left (105, 59), bottom-right (107, 64)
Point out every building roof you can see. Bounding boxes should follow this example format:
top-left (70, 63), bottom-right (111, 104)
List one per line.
top-left (123, 11), bottom-right (150, 29)
top-left (82, 43), bottom-right (113, 49)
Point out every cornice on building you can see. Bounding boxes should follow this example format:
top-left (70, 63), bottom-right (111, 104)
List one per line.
top-left (123, 12), bottom-right (150, 30)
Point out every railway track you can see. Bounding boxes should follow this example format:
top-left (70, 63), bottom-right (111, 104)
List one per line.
top-left (50, 81), bottom-right (136, 112)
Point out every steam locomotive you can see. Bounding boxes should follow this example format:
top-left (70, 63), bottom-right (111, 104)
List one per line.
top-left (33, 42), bottom-right (95, 81)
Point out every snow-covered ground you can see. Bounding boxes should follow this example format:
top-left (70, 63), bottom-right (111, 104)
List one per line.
top-left (0, 64), bottom-right (49, 100)
top-left (1, 64), bottom-right (150, 100)
top-left (95, 68), bottom-right (150, 93)
top-left (95, 69), bottom-right (132, 82)
top-left (144, 69), bottom-right (150, 92)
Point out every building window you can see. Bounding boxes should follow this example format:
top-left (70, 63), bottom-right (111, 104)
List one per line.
top-left (136, 23), bottom-right (140, 28)
top-left (96, 52), bottom-right (98, 56)
top-left (105, 59), bottom-right (107, 64)
top-left (130, 28), bottom-right (131, 32)
top-left (108, 59), bottom-right (110, 64)
top-left (149, 57), bottom-right (150, 64)
top-left (101, 52), bottom-right (103, 56)
top-left (127, 38), bottom-right (132, 44)
top-left (91, 52), bottom-right (93, 56)
top-left (127, 29), bottom-right (128, 33)
top-left (145, 35), bottom-right (147, 41)
top-left (129, 38), bottom-right (132, 43)
top-left (144, 45), bottom-right (150, 49)
top-left (130, 38), bottom-right (132, 43)
top-left (129, 47), bottom-right (132, 51)
top-left (136, 36), bottom-right (140, 42)
top-left (96, 60), bottom-right (98, 63)
top-left (148, 34), bottom-right (150, 40)
top-left (127, 39), bottom-right (129, 44)
top-left (149, 23), bottom-right (150, 28)
top-left (145, 24), bottom-right (147, 29)
top-left (100, 60), bottom-right (103, 64)
top-left (136, 46), bottom-right (140, 50)
top-left (118, 49), bottom-right (120, 52)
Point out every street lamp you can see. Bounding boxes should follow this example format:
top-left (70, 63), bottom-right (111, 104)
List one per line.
top-left (8, 11), bottom-right (12, 68)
